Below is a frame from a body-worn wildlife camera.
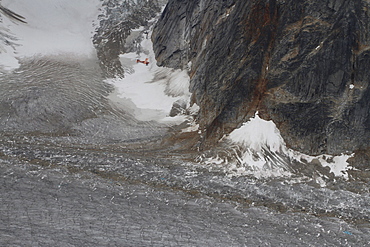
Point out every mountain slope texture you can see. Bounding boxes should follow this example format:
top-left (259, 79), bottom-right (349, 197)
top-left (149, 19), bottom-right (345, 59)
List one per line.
top-left (152, 0), bottom-right (370, 168)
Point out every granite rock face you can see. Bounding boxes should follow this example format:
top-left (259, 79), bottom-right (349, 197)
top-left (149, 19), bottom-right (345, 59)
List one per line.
top-left (152, 0), bottom-right (370, 157)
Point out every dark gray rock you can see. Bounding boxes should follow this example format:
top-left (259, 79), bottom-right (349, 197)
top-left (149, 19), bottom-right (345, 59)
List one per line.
top-left (152, 0), bottom-right (370, 159)
top-left (169, 99), bottom-right (187, 117)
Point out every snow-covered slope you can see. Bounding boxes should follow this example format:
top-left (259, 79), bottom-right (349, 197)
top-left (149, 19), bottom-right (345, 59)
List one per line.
top-left (107, 26), bottom-right (191, 122)
top-left (0, 0), bottom-right (101, 70)
top-left (0, 0), bottom-right (189, 123)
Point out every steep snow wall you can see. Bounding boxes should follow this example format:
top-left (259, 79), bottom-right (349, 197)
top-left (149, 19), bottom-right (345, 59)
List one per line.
top-left (152, 0), bottom-right (370, 169)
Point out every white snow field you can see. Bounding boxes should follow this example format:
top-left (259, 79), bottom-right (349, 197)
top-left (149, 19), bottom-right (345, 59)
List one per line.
top-left (0, 0), bottom-right (101, 70)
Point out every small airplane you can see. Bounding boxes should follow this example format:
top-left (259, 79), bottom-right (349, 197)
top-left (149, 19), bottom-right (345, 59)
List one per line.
top-left (136, 58), bottom-right (149, 66)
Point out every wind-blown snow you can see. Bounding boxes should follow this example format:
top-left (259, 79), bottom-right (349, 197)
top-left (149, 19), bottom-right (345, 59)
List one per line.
top-left (0, 0), bottom-right (101, 70)
top-left (229, 113), bottom-right (285, 153)
top-left (224, 113), bottom-right (291, 178)
top-left (107, 28), bottom-right (191, 122)
top-left (203, 112), bottom-right (353, 180)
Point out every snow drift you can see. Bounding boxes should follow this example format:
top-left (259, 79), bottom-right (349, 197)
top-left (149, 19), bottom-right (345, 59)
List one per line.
top-left (201, 112), bottom-right (353, 180)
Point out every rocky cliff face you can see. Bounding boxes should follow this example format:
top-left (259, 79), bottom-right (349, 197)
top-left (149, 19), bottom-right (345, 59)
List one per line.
top-left (152, 0), bottom-right (370, 159)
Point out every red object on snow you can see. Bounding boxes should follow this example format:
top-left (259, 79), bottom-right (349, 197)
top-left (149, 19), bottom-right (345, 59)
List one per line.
top-left (136, 58), bottom-right (149, 66)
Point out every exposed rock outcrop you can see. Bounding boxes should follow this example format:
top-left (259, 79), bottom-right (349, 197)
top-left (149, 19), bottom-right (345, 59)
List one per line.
top-left (152, 0), bottom-right (370, 159)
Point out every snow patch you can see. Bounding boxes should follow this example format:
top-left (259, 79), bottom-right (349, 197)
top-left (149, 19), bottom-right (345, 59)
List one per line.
top-left (201, 112), bottom-right (354, 180)
top-left (187, 103), bottom-right (200, 116)
top-left (229, 113), bottom-right (285, 153)
top-left (302, 153), bottom-right (354, 179)
top-left (107, 27), bottom-right (191, 122)
top-left (200, 112), bottom-right (292, 178)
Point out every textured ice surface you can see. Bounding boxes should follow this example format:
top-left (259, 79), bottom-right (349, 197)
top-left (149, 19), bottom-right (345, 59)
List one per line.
top-left (1, 157), bottom-right (369, 246)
